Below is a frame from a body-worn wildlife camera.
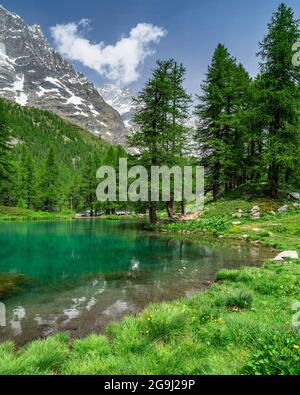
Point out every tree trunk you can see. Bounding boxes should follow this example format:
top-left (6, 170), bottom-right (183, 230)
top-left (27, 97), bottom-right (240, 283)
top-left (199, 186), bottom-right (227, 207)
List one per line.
top-left (268, 162), bottom-right (280, 198)
top-left (149, 202), bottom-right (157, 224)
top-left (285, 168), bottom-right (292, 184)
top-left (166, 199), bottom-right (174, 220)
top-left (181, 200), bottom-right (185, 216)
top-left (212, 162), bottom-right (221, 200)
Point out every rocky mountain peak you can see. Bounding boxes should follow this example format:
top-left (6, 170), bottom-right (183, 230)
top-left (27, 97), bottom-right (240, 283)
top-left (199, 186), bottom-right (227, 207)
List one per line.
top-left (0, 4), bottom-right (126, 145)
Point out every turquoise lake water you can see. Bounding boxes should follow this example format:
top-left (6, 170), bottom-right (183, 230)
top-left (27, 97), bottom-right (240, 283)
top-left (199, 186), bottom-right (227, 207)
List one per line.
top-left (0, 220), bottom-right (273, 344)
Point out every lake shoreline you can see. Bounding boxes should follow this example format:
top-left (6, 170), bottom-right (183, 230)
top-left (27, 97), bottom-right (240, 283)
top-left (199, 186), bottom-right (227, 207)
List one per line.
top-left (0, 260), bottom-right (299, 374)
top-left (0, 219), bottom-right (273, 346)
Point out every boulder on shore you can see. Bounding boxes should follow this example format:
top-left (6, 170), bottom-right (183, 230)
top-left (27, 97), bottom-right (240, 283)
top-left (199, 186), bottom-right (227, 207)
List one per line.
top-left (232, 213), bottom-right (243, 218)
top-left (273, 251), bottom-right (299, 262)
top-left (278, 205), bottom-right (288, 213)
top-left (290, 192), bottom-right (300, 200)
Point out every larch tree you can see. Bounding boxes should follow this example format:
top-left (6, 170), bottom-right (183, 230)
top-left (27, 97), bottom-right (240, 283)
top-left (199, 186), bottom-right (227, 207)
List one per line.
top-left (195, 44), bottom-right (251, 200)
top-left (128, 60), bottom-right (173, 224)
top-left (257, 3), bottom-right (300, 197)
top-left (165, 61), bottom-right (192, 218)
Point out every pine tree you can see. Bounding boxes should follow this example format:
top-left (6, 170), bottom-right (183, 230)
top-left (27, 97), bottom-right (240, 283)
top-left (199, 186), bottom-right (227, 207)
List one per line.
top-left (165, 61), bottom-right (191, 217)
top-left (128, 60), bottom-right (192, 222)
top-left (40, 147), bottom-right (61, 212)
top-left (257, 3), bottom-right (300, 197)
top-left (222, 63), bottom-right (251, 192)
top-left (81, 154), bottom-right (98, 216)
top-left (128, 60), bottom-right (173, 223)
top-left (195, 44), bottom-right (250, 199)
top-left (66, 173), bottom-right (82, 212)
top-left (14, 146), bottom-right (38, 209)
top-left (0, 101), bottom-right (11, 201)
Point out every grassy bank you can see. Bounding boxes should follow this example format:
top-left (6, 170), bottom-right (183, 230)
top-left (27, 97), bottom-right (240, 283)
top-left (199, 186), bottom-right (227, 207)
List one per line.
top-left (0, 206), bottom-right (147, 222)
top-left (0, 206), bottom-right (74, 221)
top-left (0, 261), bottom-right (300, 375)
top-left (156, 198), bottom-right (300, 252)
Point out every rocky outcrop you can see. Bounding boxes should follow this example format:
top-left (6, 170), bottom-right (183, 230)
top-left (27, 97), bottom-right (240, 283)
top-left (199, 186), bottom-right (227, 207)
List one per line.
top-left (0, 5), bottom-right (126, 145)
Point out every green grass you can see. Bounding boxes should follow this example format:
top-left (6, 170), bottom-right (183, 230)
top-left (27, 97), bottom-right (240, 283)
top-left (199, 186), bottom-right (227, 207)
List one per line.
top-left (0, 206), bottom-right (74, 221)
top-left (1, 261), bottom-right (300, 375)
top-left (156, 198), bottom-right (300, 252)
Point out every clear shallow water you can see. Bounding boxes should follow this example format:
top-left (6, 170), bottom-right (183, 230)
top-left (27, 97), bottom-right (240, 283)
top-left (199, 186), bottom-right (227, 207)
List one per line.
top-left (0, 220), bottom-right (273, 345)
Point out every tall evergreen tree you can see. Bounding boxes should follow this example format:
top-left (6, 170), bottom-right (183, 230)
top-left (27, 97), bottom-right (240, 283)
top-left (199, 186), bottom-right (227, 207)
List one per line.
top-left (128, 60), bottom-right (191, 222)
top-left (0, 101), bottom-right (11, 202)
top-left (241, 78), bottom-right (266, 184)
top-left (14, 146), bottom-right (38, 209)
top-left (257, 3), bottom-right (300, 197)
top-left (165, 61), bottom-right (192, 217)
top-left (128, 60), bottom-right (173, 223)
top-left (66, 173), bottom-right (82, 212)
top-left (195, 44), bottom-right (251, 200)
top-left (40, 147), bottom-right (61, 212)
top-left (81, 154), bottom-right (98, 216)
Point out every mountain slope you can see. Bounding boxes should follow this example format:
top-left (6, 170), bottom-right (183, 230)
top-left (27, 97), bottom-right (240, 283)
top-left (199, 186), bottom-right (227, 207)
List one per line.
top-left (98, 84), bottom-right (136, 129)
top-left (0, 4), bottom-right (126, 145)
top-left (0, 97), bottom-right (126, 211)
top-left (2, 98), bottom-right (108, 164)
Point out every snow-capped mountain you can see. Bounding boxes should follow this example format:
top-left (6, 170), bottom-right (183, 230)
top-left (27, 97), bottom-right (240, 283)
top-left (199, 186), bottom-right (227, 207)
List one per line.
top-left (0, 5), bottom-right (126, 145)
top-left (98, 84), bottom-right (136, 130)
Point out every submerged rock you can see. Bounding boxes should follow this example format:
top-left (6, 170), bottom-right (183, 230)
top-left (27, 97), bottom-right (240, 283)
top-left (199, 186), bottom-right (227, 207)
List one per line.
top-left (0, 273), bottom-right (28, 299)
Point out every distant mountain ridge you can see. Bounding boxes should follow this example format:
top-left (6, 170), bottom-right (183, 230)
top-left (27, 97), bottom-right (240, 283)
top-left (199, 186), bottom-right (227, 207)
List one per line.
top-left (0, 4), bottom-right (126, 145)
top-left (98, 84), bottom-right (136, 130)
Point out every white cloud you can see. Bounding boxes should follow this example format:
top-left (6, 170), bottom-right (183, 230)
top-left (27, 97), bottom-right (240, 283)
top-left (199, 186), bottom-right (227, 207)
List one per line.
top-left (50, 20), bottom-right (166, 85)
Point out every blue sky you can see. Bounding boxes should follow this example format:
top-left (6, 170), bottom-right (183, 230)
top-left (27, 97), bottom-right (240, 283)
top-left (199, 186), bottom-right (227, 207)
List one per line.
top-left (2, 0), bottom-right (300, 94)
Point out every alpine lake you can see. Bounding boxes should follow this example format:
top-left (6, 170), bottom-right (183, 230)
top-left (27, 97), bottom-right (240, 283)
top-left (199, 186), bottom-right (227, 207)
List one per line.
top-left (0, 219), bottom-right (273, 345)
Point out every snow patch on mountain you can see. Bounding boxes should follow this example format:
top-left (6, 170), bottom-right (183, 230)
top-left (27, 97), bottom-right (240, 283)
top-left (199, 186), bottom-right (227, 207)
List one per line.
top-left (14, 74), bottom-right (28, 105)
top-left (98, 84), bottom-right (136, 129)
